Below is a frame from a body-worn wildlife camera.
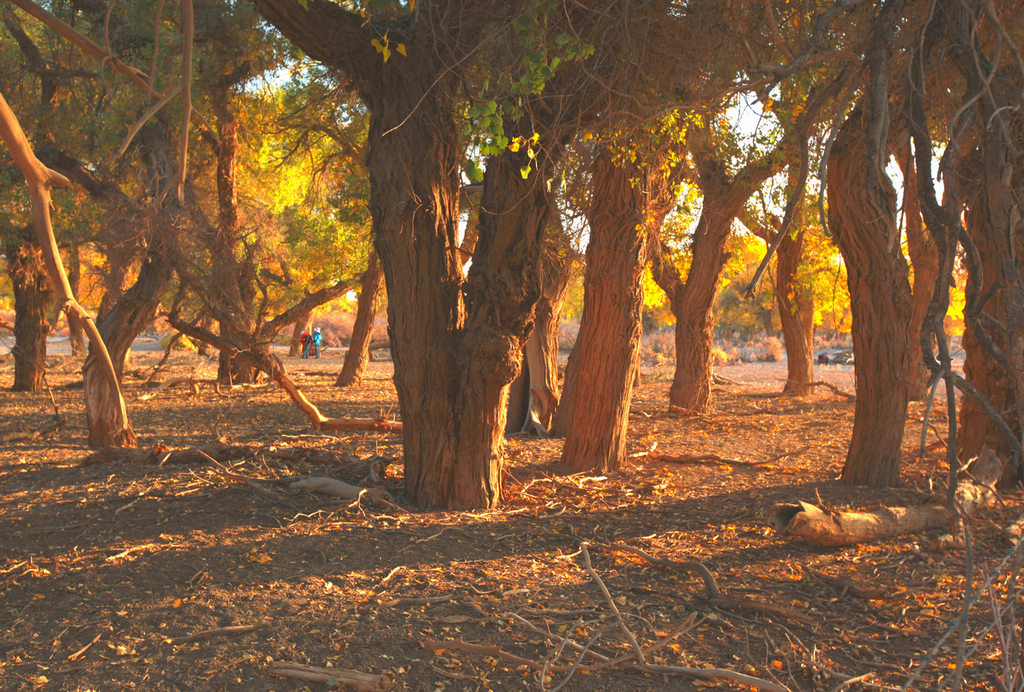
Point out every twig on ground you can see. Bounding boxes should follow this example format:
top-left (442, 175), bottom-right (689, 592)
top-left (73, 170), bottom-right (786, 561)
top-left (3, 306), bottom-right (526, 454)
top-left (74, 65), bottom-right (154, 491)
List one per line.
top-left (173, 623), bottom-right (267, 644)
top-left (579, 542), bottom-right (646, 663)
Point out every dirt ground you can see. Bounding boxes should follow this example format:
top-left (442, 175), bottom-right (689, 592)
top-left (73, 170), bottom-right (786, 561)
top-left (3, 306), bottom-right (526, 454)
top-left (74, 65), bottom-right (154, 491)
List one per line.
top-left (0, 346), bottom-right (1020, 691)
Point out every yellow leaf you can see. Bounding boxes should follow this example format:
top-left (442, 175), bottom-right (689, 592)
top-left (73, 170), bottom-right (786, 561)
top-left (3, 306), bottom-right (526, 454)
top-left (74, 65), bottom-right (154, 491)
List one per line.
top-left (370, 38), bottom-right (383, 52)
top-left (381, 44), bottom-right (392, 62)
top-left (508, 139), bottom-right (521, 152)
top-left (172, 598), bottom-right (182, 609)
top-left (396, 43), bottom-right (407, 56)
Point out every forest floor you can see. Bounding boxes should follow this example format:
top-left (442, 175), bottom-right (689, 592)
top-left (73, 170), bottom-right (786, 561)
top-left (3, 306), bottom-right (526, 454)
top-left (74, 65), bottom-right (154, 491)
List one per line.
top-left (0, 346), bottom-right (1020, 691)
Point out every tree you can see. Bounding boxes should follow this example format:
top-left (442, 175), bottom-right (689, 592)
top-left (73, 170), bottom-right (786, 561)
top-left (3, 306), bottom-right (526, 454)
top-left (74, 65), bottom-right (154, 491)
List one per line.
top-left (255, 0), bottom-right (664, 508)
top-left (827, 26), bottom-right (915, 489)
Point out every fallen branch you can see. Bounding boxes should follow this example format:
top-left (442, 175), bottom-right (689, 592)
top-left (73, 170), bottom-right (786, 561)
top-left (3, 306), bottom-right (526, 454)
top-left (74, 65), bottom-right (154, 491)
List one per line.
top-left (290, 476), bottom-right (390, 502)
top-left (138, 376), bottom-right (200, 401)
top-left (579, 542), bottom-right (645, 663)
top-left (267, 660), bottom-right (387, 690)
top-left (807, 380), bottom-right (855, 400)
top-left (165, 313), bottom-right (401, 434)
top-left (804, 567), bottom-right (890, 600)
top-left (173, 623), bottom-right (267, 644)
top-left (592, 543), bottom-right (809, 623)
top-left (770, 482), bottom-right (996, 546)
top-left (423, 638), bottom-right (790, 692)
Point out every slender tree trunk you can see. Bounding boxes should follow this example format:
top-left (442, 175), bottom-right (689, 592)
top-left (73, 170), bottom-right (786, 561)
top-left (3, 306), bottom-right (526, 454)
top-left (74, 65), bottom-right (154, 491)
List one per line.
top-left (777, 227), bottom-right (815, 394)
top-left (556, 153), bottom-right (651, 472)
top-left (902, 149), bottom-right (936, 402)
top-left (336, 252), bottom-right (383, 387)
top-left (65, 243), bottom-right (85, 356)
top-left (663, 196), bottom-right (744, 412)
top-left (827, 107), bottom-right (914, 487)
top-left (5, 230), bottom-right (52, 391)
top-left (508, 235), bottom-right (575, 433)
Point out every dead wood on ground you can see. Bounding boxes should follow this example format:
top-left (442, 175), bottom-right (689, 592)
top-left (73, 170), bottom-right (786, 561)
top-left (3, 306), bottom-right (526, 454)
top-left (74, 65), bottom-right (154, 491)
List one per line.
top-left (770, 481), bottom-right (996, 546)
top-left (268, 660), bottom-right (388, 690)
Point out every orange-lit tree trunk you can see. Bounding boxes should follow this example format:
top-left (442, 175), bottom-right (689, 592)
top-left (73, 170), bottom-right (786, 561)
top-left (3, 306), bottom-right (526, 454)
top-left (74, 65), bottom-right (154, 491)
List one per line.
top-left (651, 143), bottom-right (771, 412)
top-left (4, 227), bottom-right (52, 391)
top-left (776, 225), bottom-right (815, 394)
top-left (556, 152), bottom-right (656, 472)
top-left (336, 252), bottom-right (383, 387)
top-left (827, 104), bottom-right (914, 487)
top-left (956, 101), bottom-right (1024, 480)
top-left (507, 231), bottom-right (576, 433)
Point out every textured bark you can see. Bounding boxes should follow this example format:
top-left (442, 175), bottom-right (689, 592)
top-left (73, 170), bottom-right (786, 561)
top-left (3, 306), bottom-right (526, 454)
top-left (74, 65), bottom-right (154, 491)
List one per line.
top-left (827, 107), bottom-right (914, 487)
top-left (901, 150), bottom-right (937, 402)
top-left (776, 226), bottom-right (815, 394)
top-left (336, 253), bottom-right (383, 387)
top-left (5, 229), bottom-right (52, 391)
top-left (507, 237), bottom-right (575, 433)
top-left (557, 153), bottom-right (652, 472)
top-left (957, 128), bottom-right (1024, 477)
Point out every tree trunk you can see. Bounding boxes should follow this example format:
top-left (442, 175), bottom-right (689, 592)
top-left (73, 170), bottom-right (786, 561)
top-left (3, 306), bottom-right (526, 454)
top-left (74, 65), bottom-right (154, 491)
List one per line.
top-left (663, 196), bottom-right (743, 413)
top-left (901, 149), bottom-right (936, 402)
top-left (556, 153), bottom-right (651, 472)
top-left (827, 107), bottom-right (914, 487)
top-left (776, 226), bottom-right (815, 394)
top-left (65, 243), bottom-right (85, 356)
top-left (507, 235), bottom-right (575, 433)
top-left (367, 69), bottom-right (472, 508)
top-left (5, 229), bottom-right (52, 392)
top-left (957, 117), bottom-right (1024, 480)
top-left (289, 312), bottom-right (311, 357)
top-left (336, 252), bottom-right (383, 387)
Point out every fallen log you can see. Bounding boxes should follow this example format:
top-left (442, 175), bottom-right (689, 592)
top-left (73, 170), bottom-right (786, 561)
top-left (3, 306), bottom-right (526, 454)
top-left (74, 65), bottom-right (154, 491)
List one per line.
top-left (770, 482), bottom-right (996, 547)
top-left (268, 661), bottom-right (387, 690)
top-left (290, 476), bottom-right (390, 502)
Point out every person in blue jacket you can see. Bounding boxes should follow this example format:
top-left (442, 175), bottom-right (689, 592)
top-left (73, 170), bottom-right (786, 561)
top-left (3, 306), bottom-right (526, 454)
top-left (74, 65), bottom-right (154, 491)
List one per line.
top-left (311, 326), bottom-right (323, 358)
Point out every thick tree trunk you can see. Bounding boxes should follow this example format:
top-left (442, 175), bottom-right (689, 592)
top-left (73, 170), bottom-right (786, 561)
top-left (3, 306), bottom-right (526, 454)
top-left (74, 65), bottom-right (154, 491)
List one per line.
top-left (336, 252), bottom-right (383, 387)
top-left (557, 153), bottom-right (650, 472)
top-left (5, 230), bottom-right (52, 392)
top-left (902, 150), bottom-right (936, 402)
top-left (452, 151), bottom-right (551, 505)
top-left (776, 227), bottom-right (815, 394)
top-left (367, 73), bottom-right (470, 508)
top-left (827, 107), bottom-right (914, 487)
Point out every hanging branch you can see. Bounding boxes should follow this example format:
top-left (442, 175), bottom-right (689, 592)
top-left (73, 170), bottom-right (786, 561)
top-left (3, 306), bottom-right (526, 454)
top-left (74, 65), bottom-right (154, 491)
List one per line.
top-left (176, 0), bottom-right (194, 203)
top-left (0, 90), bottom-right (134, 445)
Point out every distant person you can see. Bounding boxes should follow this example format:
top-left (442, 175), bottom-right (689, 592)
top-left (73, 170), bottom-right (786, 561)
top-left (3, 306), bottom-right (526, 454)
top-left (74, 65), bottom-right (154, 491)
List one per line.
top-left (312, 327), bottom-right (322, 358)
top-left (301, 330), bottom-right (311, 359)
top-left (816, 352), bottom-right (830, 365)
